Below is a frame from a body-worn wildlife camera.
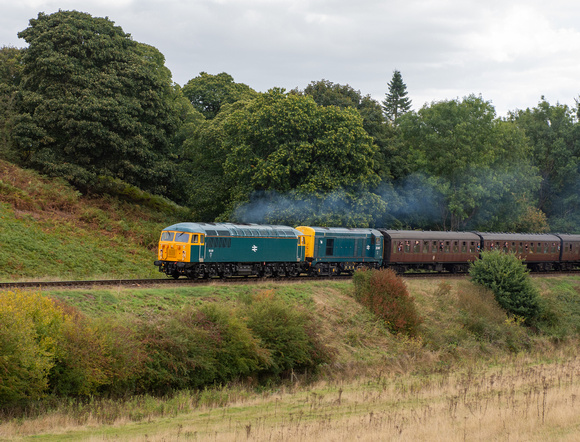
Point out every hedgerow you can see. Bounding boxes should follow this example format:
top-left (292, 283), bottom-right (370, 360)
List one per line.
top-left (0, 290), bottom-right (333, 409)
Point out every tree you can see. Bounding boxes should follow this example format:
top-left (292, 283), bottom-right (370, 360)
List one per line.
top-left (302, 79), bottom-right (391, 177)
top-left (511, 98), bottom-right (580, 232)
top-left (382, 70), bottom-right (411, 125)
top-left (206, 88), bottom-right (386, 226)
top-left (0, 46), bottom-right (23, 160)
top-left (397, 95), bottom-right (541, 231)
top-left (469, 251), bottom-right (541, 322)
top-left (13, 10), bottom-right (182, 196)
top-left (182, 72), bottom-right (257, 119)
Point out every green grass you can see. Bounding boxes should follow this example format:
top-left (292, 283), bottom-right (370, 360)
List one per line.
top-left (0, 160), bottom-right (186, 282)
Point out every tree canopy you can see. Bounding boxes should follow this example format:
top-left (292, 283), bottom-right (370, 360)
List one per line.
top-left (182, 72), bottom-right (257, 119)
top-left (13, 10), bottom-right (183, 195)
top-left (1, 10), bottom-right (580, 232)
top-left (397, 95), bottom-right (541, 231)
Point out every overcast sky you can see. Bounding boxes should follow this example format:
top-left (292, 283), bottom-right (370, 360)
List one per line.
top-left (2, 0), bottom-right (580, 117)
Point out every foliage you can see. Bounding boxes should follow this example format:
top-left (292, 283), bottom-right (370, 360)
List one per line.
top-left (0, 46), bottom-right (23, 161)
top-left (243, 292), bottom-right (335, 377)
top-left (182, 72), bottom-right (257, 119)
top-left (0, 159), bottom-right (185, 281)
top-left (382, 70), bottom-right (412, 124)
top-left (511, 98), bottom-right (580, 232)
top-left (220, 88), bottom-right (385, 225)
top-left (469, 250), bottom-right (541, 322)
top-left (456, 283), bottom-right (529, 352)
top-left (0, 291), bottom-right (66, 405)
top-left (48, 302), bottom-right (145, 397)
top-left (353, 268), bottom-right (422, 336)
top-left (13, 11), bottom-right (183, 196)
top-left (398, 95), bottom-right (541, 230)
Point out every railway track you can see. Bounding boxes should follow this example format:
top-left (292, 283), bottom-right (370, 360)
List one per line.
top-left (0, 270), bottom-right (574, 291)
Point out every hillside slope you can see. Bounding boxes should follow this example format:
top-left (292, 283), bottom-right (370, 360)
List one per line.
top-left (0, 160), bottom-right (188, 281)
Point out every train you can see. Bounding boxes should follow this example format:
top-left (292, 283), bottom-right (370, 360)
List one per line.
top-left (153, 222), bottom-right (580, 279)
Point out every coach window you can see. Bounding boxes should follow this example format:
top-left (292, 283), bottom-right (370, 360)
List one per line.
top-left (396, 241), bottom-right (403, 253)
top-left (452, 241), bottom-right (458, 253)
top-left (432, 241), bottom-right (438, 253)
top-left (461, 241), bottom-right (467, 253)
top-left (413, 240), bottom-right (420, 253)
top-left (405, 241), bottom-right (410, 253)
top-left (469, 242), bottom-right (476, 253)
top-left (444, 241), bottom-right (450, 253)
top-left (423, 241), bottom-right (430, 253)
top-left (503, 242), bottom-right (509, 252)
top-left (552, 243), bottom-right (557, 253)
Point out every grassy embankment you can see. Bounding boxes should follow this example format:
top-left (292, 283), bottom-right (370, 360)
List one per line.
top-left (0, 160), bottom-right (187, 281)
top-left (1, 276), bottom-right (580, 440)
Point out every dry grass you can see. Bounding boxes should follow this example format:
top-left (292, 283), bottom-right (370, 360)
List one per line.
top-left (2, 356), bottom-right (579, 441)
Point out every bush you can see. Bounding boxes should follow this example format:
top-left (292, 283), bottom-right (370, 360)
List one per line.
top-left (353, 268), bottom-right (422, 336)
top-left (469, 250), bottom-right (541, 322)
top-left (0, 291), bottom-right (66, 406)
top-left (136, 303), bottom-right (267, 393)
top-left (49, 302), bottom-right (146, 397)
top-left (244, 293), bottom-right (334, 378)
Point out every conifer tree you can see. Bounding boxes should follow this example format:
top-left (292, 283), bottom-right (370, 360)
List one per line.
top-left (382, 70), bottom-right (412, 124)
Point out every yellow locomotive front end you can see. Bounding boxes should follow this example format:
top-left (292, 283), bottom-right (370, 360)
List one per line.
top-left (154, 224), bottom-right (206, 279)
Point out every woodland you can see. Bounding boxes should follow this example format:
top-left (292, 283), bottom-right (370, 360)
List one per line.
top-left (2, 10), bottom-right (580, 233)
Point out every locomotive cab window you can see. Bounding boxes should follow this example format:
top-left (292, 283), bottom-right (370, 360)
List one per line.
top-left (175, 233), bottom-right (190, 243)
top-left (192, 234), bottom-right (199, 244)
top-left (161, 231), bottom-right (174, 241)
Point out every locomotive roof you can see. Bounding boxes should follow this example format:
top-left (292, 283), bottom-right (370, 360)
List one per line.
top-left (301, 226), bottom-right (382, 236)
top-left (381, 230), bottom-right (480, 241)
top-left (475, 232), bottom-right (561, 242)
top-left (162, 222), bottom-right (301, 237)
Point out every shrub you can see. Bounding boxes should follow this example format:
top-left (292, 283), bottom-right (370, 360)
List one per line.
top-left (352, 268), bottom-right (422, 336)
top-left (469, 250), bottom-right (541, 322)
top-left (0, 291), bottom-right (66, 406)
top-left (136, 303), bottom-right (266, 393)
top-left (244, 293), bottom-right (335, 378)
top-left (49, 302), bottom-right (146, 397)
